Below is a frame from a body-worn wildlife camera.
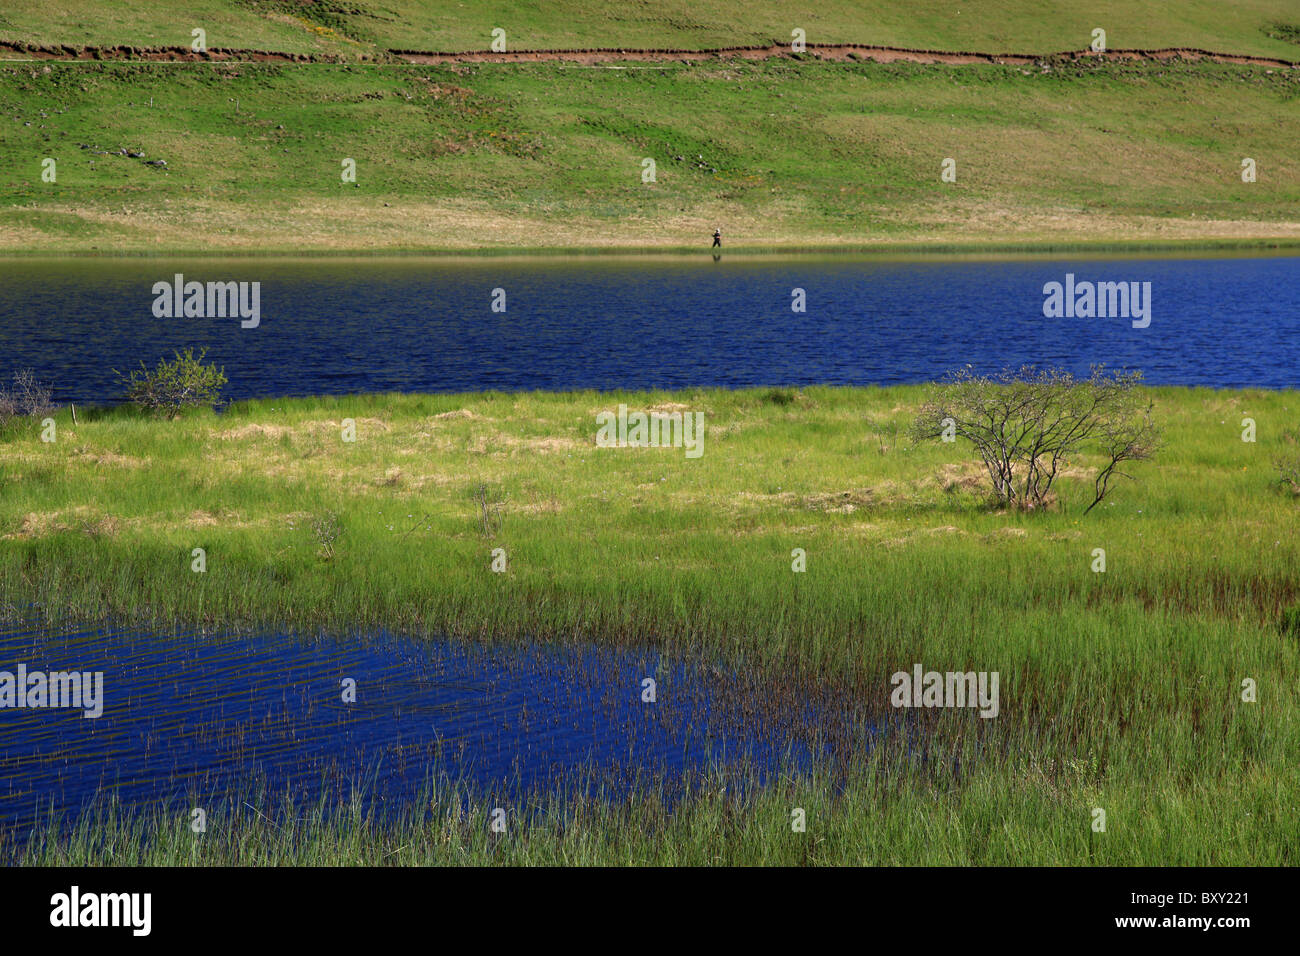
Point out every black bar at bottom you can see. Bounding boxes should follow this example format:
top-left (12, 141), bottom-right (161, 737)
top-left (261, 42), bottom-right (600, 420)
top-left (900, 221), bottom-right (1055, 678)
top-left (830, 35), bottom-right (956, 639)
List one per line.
top-left (0, 866), bottom-right (1273, 943)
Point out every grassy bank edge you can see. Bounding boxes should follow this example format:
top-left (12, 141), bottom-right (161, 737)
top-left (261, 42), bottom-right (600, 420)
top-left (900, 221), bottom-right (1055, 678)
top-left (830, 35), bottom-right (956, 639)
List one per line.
top-left (3, 238), bottom-right (1300, 260)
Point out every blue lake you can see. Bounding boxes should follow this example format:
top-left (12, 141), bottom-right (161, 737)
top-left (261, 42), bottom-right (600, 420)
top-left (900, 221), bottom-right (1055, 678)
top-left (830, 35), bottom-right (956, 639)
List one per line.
top-left (0, 254), bottom-right (1296, 402)
top-left (0, 623), bottom-right (848, 832)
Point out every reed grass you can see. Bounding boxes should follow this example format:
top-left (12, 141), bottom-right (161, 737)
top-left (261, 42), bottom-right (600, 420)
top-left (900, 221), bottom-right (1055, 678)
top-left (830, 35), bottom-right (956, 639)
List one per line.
top-left (11, 743), bottom-right (1297, 866)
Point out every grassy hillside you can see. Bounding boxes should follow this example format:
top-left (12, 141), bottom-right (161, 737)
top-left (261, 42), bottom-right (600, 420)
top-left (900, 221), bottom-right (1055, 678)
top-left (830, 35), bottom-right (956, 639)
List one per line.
top-left (2, 384), bottom-right (1298, 863)
top-left (3, 1), bottom-right (1300, 59)
top-left (1, 58), bottom-right (1297, 252)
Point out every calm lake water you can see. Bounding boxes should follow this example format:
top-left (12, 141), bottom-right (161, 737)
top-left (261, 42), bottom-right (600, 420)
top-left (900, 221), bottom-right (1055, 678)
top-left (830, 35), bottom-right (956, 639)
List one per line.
top-left (0, 254), bottom-right (1296, 402)
top-left (0, 623), bottom-right (843, 832)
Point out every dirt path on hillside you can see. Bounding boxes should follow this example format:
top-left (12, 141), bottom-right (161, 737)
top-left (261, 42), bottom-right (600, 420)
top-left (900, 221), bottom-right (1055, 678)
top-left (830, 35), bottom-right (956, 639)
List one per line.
top-left (1, 40), bottom-right (1296, 68)
top-left (394, 43), bottom-right (1299, 68)
top-left (0, 42), bottom-right (310, 62)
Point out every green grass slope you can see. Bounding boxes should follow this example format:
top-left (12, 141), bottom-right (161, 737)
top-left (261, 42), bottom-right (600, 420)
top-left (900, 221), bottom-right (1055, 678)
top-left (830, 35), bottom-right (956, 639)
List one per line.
top-left (2, 58), bottom-right (1297, 252)
top-left (3, 1), bottom-right (1300, 59)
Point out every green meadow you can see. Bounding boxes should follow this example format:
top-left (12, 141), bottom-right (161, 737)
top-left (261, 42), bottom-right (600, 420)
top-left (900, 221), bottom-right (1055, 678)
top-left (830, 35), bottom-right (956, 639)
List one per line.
top-left (1, 57), bottom-right (1298, 252)
top-left (2, 385), bottom-right (1297, 863)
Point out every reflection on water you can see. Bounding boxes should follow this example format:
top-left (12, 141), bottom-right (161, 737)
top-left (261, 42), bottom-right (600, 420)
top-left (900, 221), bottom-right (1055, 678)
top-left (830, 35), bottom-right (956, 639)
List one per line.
top-left (0, 623), bottom-right (853, 831)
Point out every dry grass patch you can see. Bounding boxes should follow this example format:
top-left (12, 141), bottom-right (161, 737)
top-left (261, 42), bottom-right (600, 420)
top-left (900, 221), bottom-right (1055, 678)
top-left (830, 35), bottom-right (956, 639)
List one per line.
top-left (804, 489), bottom-right (877, 514)
top-left (467, 432), bottom-right (581, 454)
top-left (185, 509), bottom-right (221, 528)
top-left (74, 448), bottom-right (147, 469)
top-left (513, 499), bottom-right (564, 516)
top-left (302, 417), bottom-right (392, 434)
top-left (219, 423), bottom-right (292, 441)
top-left (218, 417), bottom-right (391, 443)
top-left (4, 508), bottom-right (122, 540)
top-left (882, 524), bottom-right (965, 548)
top-left (934, 462), bottom-right (988, 494)
top-left (805, 480), bottom-right (922, 511)
top-left (992, 527), bottom-right (1029, 538)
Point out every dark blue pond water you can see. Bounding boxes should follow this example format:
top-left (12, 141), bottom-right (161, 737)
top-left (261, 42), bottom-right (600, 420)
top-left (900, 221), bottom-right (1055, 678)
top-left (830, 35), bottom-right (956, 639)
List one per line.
top-left (0, 623), bottom-right (840, 832)
top-left (0, 254), bottom-right (1296, 402)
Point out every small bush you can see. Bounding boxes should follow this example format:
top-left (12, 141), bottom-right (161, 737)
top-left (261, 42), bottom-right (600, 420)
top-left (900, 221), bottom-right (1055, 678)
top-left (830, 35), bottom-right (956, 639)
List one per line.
top-left (1265, 22), bottom-right (1300, 45)
top-left (0, 369), bottom-right (55, 428)
top-left (116, 348), bottom-right (228, 419)
top-left (311, 512), bottom-right (342, 560)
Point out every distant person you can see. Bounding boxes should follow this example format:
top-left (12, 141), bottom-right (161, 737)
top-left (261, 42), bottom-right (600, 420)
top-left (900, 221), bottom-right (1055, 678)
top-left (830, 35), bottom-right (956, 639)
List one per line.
top-left (712, 228), bottom-right (721, 248)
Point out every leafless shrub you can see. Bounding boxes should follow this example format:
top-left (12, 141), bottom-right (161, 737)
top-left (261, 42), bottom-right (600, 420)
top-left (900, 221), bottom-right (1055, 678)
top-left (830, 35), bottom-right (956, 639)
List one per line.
top-left (311, 512), bottom-right (341, 560)
top-left (0, 369), bottom-right (55, 427)
top-left (911, 365), bottom-right (1160, 513)
top-left (475, 482), bottom-right (506, 538)
top-left (874, 419), bottom-right (901, 455)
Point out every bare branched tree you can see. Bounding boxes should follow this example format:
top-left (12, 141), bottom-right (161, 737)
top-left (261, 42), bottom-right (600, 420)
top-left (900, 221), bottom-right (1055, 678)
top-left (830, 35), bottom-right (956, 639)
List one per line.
top-left (911, 365), bottom-right (1160, 513)
top-left (311, 512), bottom-right (341, 560)
top-left (0, 369), bottom-right (55, 428)
top-left (475, 482), bottom-right (506, 538)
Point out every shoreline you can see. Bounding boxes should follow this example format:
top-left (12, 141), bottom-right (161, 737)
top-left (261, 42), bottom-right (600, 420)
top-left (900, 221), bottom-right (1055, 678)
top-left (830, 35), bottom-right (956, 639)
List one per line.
top-left (3, 237), bottom-right (1300, 261)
